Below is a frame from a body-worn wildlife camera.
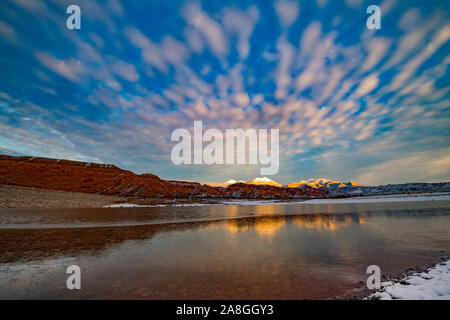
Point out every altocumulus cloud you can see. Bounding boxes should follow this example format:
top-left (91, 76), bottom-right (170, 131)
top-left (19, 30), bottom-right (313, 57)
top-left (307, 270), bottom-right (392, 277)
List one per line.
top-left (0, 0), bottom-right (449, 184)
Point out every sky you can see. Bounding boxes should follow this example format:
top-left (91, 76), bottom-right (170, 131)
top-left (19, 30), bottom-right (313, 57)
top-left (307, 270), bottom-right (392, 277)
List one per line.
top-left (0, 0), bottom-right (449, 185)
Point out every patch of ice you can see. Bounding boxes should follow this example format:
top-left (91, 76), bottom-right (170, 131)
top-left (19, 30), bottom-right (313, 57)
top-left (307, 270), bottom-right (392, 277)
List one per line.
top-left (370, 260), bottom-right (450, 300)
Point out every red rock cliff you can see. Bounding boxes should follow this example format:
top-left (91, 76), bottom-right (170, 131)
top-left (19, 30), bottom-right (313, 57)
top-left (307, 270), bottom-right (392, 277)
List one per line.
top-left (0, 155), bottom-right (327, 199)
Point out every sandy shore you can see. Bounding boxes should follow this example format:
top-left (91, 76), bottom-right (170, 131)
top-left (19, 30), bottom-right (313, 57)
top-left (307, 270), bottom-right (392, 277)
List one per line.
top-left (0, 185), bottom-right (128, 208)
top-left (0, 185), bottom-right (228, 208)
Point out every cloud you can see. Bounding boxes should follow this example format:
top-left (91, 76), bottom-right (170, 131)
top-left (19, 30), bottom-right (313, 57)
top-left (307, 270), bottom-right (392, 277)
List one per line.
top-left (354, 149), bottom-right (450, 185)
top-left (274, 35), bottom-right (295, 99)
top-left (124, 26), bottom-right (169, 73)
top-left (110, 59), bottom-right (140, 82)
top-left (184, 3), bottom-right (227, 58)
top-left (275, 1), bottom-right (300, 28)
top-left (361, 38), bottom-right (391, 73)
top-left (390, 24), bottom-right (450, 91)
top-left (0, 0), bottom-right (449, 184)
top-left (107, 0), bottom-right (124, 16)
top-left (10, 0), bottom-right (46, 13)
top-left (223, 6), bottom-right (259, 60)
top-left (315, 0), bottom-right (328, 8)
top-left (0, 21), bottom-right (21, 45)
top-left (355, 74), bottom-right (379, 97)
top-left (345, 0), bottom-right (363, 9)
top-left (35, 52), bottom-right (84, 82)
top-left (398, 8), bottom-right (422, 30)
top-left (234, 93), bottom-right (250, 106)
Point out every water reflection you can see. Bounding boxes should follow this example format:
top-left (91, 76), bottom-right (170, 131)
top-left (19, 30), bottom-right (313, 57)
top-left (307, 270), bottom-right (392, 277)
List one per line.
top-left (222, 213), bottom-right (362, 238)
top-left (0, 203), bottom-right (449, 299)
top-left (292, 213), bottom-right (363, 231)
top-left (224, 216), bottom-right (286, 237)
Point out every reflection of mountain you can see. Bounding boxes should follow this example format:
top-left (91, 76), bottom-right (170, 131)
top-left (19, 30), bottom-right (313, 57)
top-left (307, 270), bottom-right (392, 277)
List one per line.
top-left (222, 213), bottom-right (363, 238)
top-left (0, 211), bottom-right (369, 264)
top-left (224, 216), bottom-right (286, 238)
top-left (292, 213), bottom-right (363, 231)
top-left (254, 217), bottom-right (285, 236)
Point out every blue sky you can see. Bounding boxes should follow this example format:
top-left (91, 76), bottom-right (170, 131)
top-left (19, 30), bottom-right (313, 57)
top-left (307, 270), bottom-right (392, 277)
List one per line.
top-left (0, 0), bottom-right (449, 185)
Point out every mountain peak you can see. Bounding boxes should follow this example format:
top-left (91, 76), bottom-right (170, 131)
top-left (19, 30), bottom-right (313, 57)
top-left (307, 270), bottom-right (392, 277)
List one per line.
top-left (248, 177), bottom-right (282, 187)
top-left (288, 178), bottom-right (363, 188)
top-left (224, 179), bottom-right (246, 185)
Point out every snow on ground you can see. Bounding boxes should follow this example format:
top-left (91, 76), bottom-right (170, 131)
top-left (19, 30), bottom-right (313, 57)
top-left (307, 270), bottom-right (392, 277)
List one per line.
top-left (104, 193), bottom-right (450, 208)
top-left (371, 260), bottom-right (450, 300)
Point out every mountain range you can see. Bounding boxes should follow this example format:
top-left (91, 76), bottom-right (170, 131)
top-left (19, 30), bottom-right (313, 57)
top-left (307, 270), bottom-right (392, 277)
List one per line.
top-left (1, 155), bottom-right (449, 199)
top-left (0, 155), bottom-right (325, 199)
top-left (223, 177), bottom-right (362, 188)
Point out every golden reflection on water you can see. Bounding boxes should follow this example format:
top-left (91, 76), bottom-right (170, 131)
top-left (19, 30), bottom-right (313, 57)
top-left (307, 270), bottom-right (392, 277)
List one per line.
top-left (1, 203), bottom-right (449, 300)
top-left (221, 211), bottom-right (360, 238)
top-left (254, 204), bottom-right (278, 215)
top-left (292, 214), bottom-right (354, 231)
top-left (254, 217), bottom-right (286, 237)
top-left (222, 216), bottom-right (286, 238)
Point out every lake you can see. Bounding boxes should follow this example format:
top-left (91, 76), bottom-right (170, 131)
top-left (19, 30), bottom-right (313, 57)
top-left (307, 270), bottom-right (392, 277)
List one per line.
top-left (0, 195), bottom-right (449, 299)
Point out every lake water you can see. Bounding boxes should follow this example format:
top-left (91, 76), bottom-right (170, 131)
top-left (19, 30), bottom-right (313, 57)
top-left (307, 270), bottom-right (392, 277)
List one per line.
top-left (0, 195), bottom-right (449, 299)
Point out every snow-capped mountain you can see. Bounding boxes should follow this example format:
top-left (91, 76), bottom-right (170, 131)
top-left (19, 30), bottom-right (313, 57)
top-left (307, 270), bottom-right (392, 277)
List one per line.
top-left (248, 177), bottom-right (282, 187)
top-left (224, 179), bottom-right (246, 185)
top-left (224, 177), bottom-right (282, 187)
top-left (288, 178), bottom-right (363, 188)
top-left (345, 180), bottom-right (363, 187)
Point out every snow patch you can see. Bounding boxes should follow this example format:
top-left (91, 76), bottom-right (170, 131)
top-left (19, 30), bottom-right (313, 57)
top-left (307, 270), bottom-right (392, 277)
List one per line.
top-left (370, 260), bottom-right (450, 300)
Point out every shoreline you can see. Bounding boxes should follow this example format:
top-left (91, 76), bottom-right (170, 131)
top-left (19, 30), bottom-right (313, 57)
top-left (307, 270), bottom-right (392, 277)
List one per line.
top-left (0, 185), bottom-right (128, 209)
top-left (366, 257), bottom-right (450, 300)
top-left (1, 184), bottom-right (450, 209)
